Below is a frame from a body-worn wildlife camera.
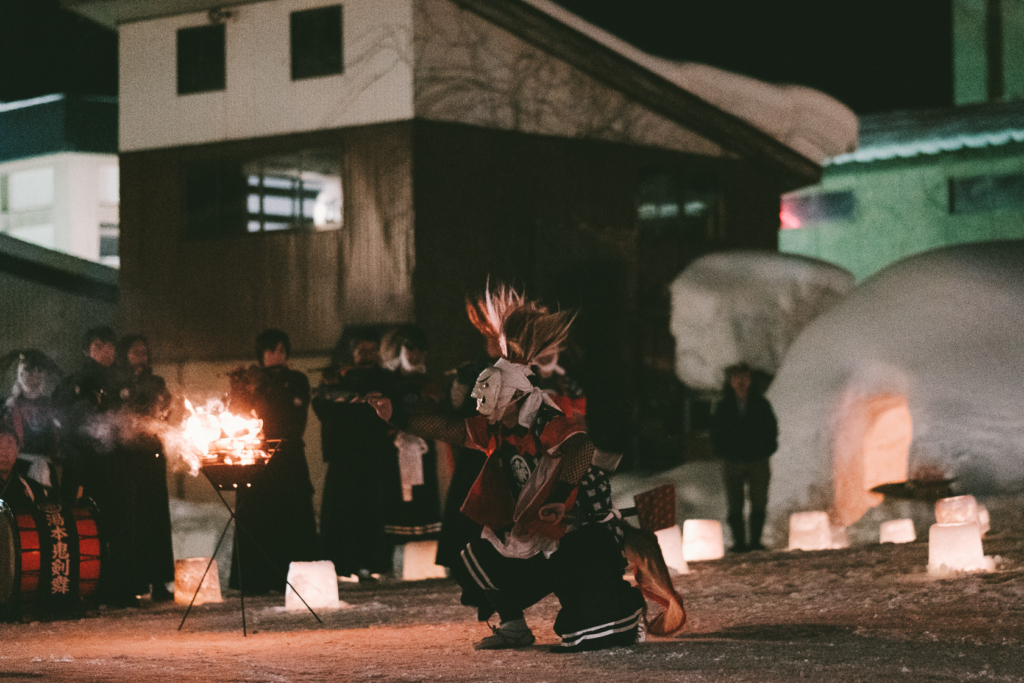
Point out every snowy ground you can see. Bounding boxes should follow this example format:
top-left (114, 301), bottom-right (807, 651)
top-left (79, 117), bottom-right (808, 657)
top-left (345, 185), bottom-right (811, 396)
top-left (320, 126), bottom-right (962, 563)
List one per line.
top-left (2, 495), bottom-right (1023, 682)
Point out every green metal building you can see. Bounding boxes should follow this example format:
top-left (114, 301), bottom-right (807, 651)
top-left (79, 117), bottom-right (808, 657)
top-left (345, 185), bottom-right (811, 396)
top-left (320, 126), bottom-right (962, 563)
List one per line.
top-left (779, 100), bottom-right (1024, 281)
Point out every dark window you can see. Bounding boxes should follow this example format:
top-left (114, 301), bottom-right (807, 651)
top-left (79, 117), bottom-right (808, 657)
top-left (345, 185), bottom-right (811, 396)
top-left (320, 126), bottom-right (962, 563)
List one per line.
top-left (185, 151), bottom-right (343, 239)
top-left (185, 162), bottom-right (248, 238)
top-left (99, 231), bottom-right (119, 258)
top-left (291, 5), bottom-right (343, 80)
top-left (780, 190), bottom-right (855, 229)
top-left (636, 172), bottom-right (716, 242)
top-left (949, 173), bottom-right (1024, 214)
top-left (99, 222), bottom-right (120, 267)
top-left (177, 24), bottom-right (226, 95)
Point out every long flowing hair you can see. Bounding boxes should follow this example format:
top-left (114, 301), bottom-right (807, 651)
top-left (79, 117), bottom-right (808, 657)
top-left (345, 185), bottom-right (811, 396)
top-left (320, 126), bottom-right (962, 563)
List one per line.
top-left (469, 283), bottom-right (575, 366)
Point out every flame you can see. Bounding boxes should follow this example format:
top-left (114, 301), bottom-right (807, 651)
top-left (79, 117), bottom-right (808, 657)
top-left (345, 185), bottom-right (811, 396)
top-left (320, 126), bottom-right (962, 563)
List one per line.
top-left (181, 399), bottom-right (267, 474)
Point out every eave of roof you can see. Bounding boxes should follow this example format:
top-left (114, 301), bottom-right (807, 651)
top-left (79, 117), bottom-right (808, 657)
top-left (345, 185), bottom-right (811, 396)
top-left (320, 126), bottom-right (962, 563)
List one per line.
top-left (827, 100), bottom-right (1024, 166)
top-left (455, 0), bottom-right (821, 188)
top-left (0, 94), bottom-right (119, 163)
top-left (60, 0), bottom-right (266, 28)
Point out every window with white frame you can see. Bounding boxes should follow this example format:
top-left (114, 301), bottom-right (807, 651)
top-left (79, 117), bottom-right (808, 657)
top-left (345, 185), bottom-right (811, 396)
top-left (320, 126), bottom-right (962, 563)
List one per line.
top-left (185, 150), bottom-right (343, 238)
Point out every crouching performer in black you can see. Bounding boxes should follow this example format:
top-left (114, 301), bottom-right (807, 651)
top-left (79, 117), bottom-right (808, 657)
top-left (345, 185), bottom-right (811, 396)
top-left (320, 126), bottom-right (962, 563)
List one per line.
top-left (371, 285), bottom-right (645, 652)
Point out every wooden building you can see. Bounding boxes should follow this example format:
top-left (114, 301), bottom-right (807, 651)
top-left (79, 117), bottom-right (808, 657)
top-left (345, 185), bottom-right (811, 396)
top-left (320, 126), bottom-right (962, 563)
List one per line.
top-left (65, 0), bottom-right (856, 468)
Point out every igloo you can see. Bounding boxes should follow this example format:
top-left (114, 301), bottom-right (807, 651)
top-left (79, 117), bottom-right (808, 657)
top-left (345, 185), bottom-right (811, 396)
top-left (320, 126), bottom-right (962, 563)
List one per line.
top-left (670, 251), bottom-right (855, 390)
top-left (767, 241), bottom-right (1024, 544)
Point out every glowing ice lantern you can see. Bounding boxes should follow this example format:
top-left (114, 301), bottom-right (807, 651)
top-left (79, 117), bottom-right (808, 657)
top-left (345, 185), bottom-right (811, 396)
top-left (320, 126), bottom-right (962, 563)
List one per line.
top-left (935, 495), bottom-right (978, 524)
top-left (681, 519), bottom-right (724, 561)
top-left (788, 511), bottom-right (832, 551)
top-left (831, 525), bottom-right (849, 549)
top-left (654, 524), bottom-right (689, 575)
top-left (173, 558), bottom-right (223, 606)
top-left (285, 560), bottom-right (345, 610)
top-left (927, 522), bottom-right (994, 576)
top-left (879, 518), bottom-right (916, 544)
top-left (400, 540), bottom-right (448, 581)
top-left (978, 505), bottom-right (990, 535)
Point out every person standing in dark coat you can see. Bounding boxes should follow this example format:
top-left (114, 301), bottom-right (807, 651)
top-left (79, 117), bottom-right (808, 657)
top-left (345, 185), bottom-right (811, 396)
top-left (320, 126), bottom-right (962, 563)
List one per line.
top-left (227, 329), bottom-right (318, 594)
top-left (383, 326), bottom-right (442, 543)
top-left (52, 326), bottom-right (131, 604)
top-left (112, 335), bottom-right (175, 602)
top-left (709, 363), bottom-right (778, 552)
top-left (314, 328), bottom-right (398, 580)
top-left (53, 326), bottom-right (120, 505)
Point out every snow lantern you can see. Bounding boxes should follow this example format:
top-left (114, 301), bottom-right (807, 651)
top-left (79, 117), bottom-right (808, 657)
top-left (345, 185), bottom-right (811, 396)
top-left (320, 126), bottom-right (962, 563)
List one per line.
top-left (978, 505), bottom-right (990, 535)
top-left (654, 524), bottom-right (689, 575)
top-left (285, 560), bottom-right (343, 610)
top-left (174, 558), bottom-right (223, 606)
top-left (831, 525), bottom-right (849, 549)
top-left (400, 540), bottom-right (448, 581)
top-left (935, 495), bottom-right (978, 525)
top-left (879, 518), bottom-right (916, 544)
top-left (682, 519), bottom-right (724, 561)
top-left (927, 522), bottom-right (994, 576)
top-left (788, 511), bottom-right (832, 551)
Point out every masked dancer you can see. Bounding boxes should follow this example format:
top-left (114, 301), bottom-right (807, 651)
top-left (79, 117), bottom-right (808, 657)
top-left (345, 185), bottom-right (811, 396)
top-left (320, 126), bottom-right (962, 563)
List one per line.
top-left (373, 285), bottom-right (645, 652)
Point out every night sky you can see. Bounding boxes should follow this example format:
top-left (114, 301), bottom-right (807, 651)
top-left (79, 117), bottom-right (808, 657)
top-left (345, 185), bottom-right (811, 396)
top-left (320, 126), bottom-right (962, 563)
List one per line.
top-left (553, 0), bottom-right (954, 114)
top-left (0, 0), bottom-right (953, 115)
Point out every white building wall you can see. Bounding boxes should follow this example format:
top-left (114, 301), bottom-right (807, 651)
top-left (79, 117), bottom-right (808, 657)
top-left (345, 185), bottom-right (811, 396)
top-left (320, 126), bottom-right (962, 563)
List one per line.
top-left (413, 0), bottom-right (722, 157)
top-left (119, 0), bottom-right (415, 152)
top-left (0, 152), bottom-right (119, 264)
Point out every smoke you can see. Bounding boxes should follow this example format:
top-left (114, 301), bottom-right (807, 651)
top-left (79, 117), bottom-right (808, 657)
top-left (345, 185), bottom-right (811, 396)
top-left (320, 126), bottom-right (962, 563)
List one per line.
top-left (73, 397), bottom-right (231, 476)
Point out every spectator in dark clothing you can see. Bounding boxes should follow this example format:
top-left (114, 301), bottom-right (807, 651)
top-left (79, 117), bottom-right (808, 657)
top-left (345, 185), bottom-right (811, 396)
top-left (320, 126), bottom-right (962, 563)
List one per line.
top-left (52, 326), bottom-right (130, 603)
top-left (0, 431), bottom-right (52, 509)
top-left (314, 327), bottom-right (398, 580)
top-left (1, 350), bottom-right (62, 494)
top-left (227, 328), bottom-right (318, 594)
top-left (710, 362), bottom-right (778, 552)
top-left (111, 334), bottom-right (175, 602)
top-left (383, 326), bottom-right (443, 544)
top-left (53, 327), bottom-right (119, 499)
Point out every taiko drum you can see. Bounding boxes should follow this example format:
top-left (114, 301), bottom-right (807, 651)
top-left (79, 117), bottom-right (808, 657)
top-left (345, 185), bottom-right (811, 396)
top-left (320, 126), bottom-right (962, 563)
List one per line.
top-left (0, 500), bottom-right (101, 620)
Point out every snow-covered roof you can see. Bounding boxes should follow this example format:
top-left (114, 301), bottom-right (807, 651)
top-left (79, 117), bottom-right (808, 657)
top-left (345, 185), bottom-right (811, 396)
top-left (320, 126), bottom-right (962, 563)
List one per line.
top-left (827, 100), bottom-right (1024, 166)
top-left (521, 0), bottom-right (858, 165)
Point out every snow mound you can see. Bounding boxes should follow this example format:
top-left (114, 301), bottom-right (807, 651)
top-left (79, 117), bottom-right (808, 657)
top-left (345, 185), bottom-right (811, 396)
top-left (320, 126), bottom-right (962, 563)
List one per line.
top-left (767, 241), bottom-right (1024, 539)
top-left (669, 251), bottom-right (855, 390)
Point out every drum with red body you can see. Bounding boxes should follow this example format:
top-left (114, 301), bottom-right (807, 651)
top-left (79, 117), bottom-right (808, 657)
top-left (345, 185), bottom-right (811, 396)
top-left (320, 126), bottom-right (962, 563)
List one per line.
top-left (0, 499), bottom-right (101, 620)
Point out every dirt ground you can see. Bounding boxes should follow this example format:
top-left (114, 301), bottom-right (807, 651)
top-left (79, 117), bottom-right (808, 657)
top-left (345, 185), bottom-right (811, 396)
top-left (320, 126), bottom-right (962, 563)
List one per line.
top-left (2, 499), bottom-right (1023, 682)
